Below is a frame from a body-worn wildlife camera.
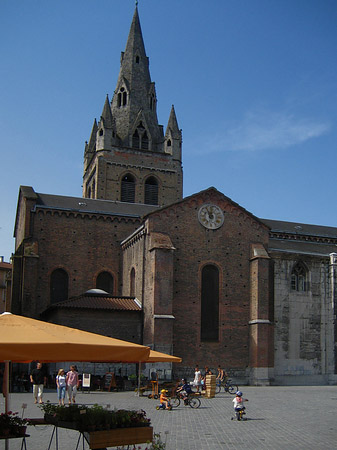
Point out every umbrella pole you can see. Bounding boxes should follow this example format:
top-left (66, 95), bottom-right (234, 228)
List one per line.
top-left (137, 362), bottom-right (141, 397)
top-left (4, 360), bottom-right (10, 413)
top-left (4, 361), bottom-right (10, 450)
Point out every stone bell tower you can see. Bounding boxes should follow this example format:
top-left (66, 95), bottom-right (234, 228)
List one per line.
top-left (83, 6), bottom-right (183, 207)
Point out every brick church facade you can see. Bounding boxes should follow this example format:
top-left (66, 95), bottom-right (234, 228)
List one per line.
top-left (11, 7), bottom-right (337, 385)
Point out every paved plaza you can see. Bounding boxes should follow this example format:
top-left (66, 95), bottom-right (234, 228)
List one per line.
top-left (1, 386), bottom-right (337, 450)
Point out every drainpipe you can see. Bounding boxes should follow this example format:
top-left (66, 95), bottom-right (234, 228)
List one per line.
top-left (329, 253), bottom-right (337, 374)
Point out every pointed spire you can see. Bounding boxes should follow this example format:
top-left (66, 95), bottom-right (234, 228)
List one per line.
top-left (86, 119), bottom-right (98, 154)
top-left (166, 105), bottom-right (180, 138)
top-left (100, 95), bottom-right (113, 128)
top-left (120, 6), bottom-right (150, 86)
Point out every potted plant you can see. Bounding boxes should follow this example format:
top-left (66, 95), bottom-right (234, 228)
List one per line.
top-left (39, 402), bottom-right (153, 447)
top-left (0, 411), bottom-right (29, 438)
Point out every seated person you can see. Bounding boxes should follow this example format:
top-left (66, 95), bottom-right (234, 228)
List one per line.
top-left (160, 389), bottom-right (171, 409)
top-left (176, 378), bottom-right (193, 404)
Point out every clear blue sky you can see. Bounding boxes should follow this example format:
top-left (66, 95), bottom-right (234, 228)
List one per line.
top-left (1, 0), bottom-right (337, 261)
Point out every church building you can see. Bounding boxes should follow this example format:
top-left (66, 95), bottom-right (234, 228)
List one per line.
top-left (11, 6), bottom-right (337, 385)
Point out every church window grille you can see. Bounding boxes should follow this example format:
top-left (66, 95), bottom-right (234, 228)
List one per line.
top-left (121, 174), bottom-right (136, 203)
top-left (50, 269), bottom-right (68, 304)
top-left (291, 263), bottom-right (308, 291)
top-left (144, 176), bottom-right (158, 205)
top-left (96, 271), bottom-right (114, 294)
top-left (201, 264), bottom-right (219, 341)
top-left (130, 268), bottom-right (135, 297)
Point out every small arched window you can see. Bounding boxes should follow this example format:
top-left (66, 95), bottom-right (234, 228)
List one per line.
top-left (144, 176), bottom-right (158, 205)
top-left (201, 264), bottom-right (219, 341)
top-left (121, 173), bottom-right (136, 203)
top-left (96, 271), bottom-right (114, 294)
top-left (136, 55), bottom-right (140, 64)
top-left (291, 262), bottom-right (308, 292)
top-left (130, 268), bottom-right (135, 297)
top-left (117, 87), bottom-right (127, 107)
top-left (50, 269), bottom-right (68, 304)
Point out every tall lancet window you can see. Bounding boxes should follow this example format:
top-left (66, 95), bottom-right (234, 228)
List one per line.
top-left (130, 268), bottom-right (136, 297)
top-left (121, 173), bottom-right (136, 203)
top-left (50, 269), bottom-right (68, 304)
top-left (144, 176), bottom-right (158, 205)
top-left (201, 264), bottom-right (219, 341)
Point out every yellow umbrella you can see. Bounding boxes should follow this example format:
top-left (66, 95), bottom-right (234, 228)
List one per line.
top-left (146, 350), bottom-right (182, 363)
top-left (0, 312), bottom-right (150, 412)
top-left (0, 312), bottom-right (150, 363)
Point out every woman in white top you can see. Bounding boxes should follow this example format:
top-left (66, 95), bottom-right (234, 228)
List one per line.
top-left (56, 368), bottom-right (66, 405)
top-left (193, 366), bottom-right (202, 392)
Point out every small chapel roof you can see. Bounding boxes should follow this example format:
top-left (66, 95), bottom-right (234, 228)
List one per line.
top-left (42, 293), bottom-right (142, 313)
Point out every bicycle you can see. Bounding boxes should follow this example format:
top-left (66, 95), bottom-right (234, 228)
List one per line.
top-left (215, 378), bottom-right (238, 395)
top-left (231, 407), bottom-right (247, 421)
top-left (171, 392), bottom-right (201, 409)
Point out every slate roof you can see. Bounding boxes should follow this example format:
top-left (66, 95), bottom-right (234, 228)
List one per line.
top-left (34, 192), bottom-right (159, 218)
top-left (261, 218), bottom-right (337, 239)
top-left (261, 218), bottom-right (337, 257)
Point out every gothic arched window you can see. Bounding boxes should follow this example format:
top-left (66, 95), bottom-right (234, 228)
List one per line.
top-left (201, 264), bottom-right (219, 341)
top-left (96, 271), bottom-right (114, 294)
top-left (144, 176), bottom-right (158, 205)
top-left (50, 269), bottom-right (68, 304)
top-left (121, 173), bottom-right (136, 203)
top-left (130, 268), bottom-right (135, 297)
top-left (132, 122), bottom-right (150, 150)
top-left (117, 87), bottom-right (127, 107)
top-left (291, 262), bottom-right (308, 292)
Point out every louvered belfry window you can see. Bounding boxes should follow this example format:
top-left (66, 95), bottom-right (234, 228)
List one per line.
top-left (121, 174), bottom-right (135, 203)
top-left (144, 176), bottom-right (158, 205)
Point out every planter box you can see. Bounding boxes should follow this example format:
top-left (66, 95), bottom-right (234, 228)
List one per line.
top-left (83, 426), bottom-right (153, 449)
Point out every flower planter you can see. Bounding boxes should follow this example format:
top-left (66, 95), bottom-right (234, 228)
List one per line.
top-left (83, 426), bottom-right (153, 449)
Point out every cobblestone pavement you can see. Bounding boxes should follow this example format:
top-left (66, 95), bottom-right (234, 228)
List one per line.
top-left (1, 386), bottom-right (337, 449)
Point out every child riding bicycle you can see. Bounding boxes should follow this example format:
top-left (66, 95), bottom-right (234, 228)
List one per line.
top-left (159, 389), bottom-right (171, 410)
top-left (232, 390), bottom-right (248, 420)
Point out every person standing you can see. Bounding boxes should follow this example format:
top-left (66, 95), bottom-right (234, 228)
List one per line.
top-left (30, 362), bottom-right (46, 404)
top-left (66, 365), bottom-right (79, 404)
top-left (193, 366), bottom-right (202, 392)
top-left (56, 368), bottom-right (67, 405)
